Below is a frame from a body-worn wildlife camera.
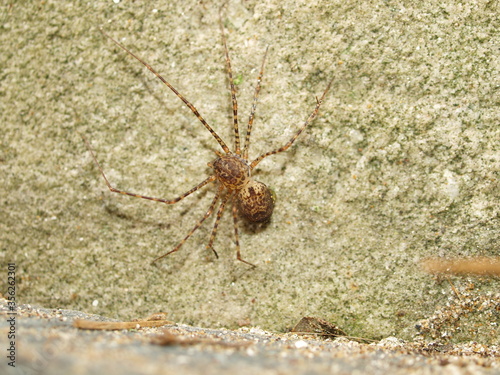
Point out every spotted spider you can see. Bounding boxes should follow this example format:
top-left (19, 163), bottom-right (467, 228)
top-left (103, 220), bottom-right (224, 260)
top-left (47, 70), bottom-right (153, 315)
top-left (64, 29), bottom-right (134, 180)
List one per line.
top-left (83, 13), bottom-right (332, 267)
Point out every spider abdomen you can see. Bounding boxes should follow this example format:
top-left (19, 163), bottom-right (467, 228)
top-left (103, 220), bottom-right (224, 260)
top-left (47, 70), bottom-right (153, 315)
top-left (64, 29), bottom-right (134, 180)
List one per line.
top-left (237, 180), bottom-right (275, 222)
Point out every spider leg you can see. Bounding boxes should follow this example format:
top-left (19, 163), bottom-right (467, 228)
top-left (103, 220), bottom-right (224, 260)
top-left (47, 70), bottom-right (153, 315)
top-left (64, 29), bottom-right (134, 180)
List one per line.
top-left (152, 187), bottom-right (223, 263)
top-left (206, 192), bottom-right (230, 259)
top-left (99, 27), bottom-right (230, 154)
top-left (83, 134), bottom-right (216, 204)
top-left (242, 46), bottom-right (269, 160)
top-left (218, 10), bottom-right (241, 154)
top-left (250, 79), bottom-right (333, 169)
top-left (232, 197), bottom-right (256, 267)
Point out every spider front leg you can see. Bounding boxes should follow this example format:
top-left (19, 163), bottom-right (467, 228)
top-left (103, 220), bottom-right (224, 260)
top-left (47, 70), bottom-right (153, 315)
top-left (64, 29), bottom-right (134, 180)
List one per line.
top-left (205, 192), bottom-right (255, 267)
top-left (206, 193), bottom-right (229, 259)
top-left (82, 134), bottom-right (216, 205)
top-left (218, 6), bottom-right (241, 154)
top-left (243, 45), bottom-right (269, 160)
top-left (152, 187), bottom-right (223, 263)
top-left (250, 79), bottom-right (333, 169)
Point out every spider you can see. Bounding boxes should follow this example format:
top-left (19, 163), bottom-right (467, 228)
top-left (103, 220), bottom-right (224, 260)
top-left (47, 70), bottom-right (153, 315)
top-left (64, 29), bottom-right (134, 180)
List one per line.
top-left (83, 14), bottom-right (332, 267)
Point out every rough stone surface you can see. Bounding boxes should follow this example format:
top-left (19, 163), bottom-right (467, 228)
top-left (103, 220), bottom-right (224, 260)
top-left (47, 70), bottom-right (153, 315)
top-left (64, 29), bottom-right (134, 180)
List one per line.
top-left (1, 0), bottom-right (498, 342)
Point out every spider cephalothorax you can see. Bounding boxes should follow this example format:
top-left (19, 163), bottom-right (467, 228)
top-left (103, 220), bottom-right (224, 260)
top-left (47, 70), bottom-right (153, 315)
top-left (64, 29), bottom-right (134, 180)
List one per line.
top-left (210, 153), bottom-right (250, 191)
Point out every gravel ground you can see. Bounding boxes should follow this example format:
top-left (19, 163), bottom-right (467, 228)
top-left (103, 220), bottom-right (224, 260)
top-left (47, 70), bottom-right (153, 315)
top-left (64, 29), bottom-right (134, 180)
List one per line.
top-left (2, 300), bottom-right (499, 375)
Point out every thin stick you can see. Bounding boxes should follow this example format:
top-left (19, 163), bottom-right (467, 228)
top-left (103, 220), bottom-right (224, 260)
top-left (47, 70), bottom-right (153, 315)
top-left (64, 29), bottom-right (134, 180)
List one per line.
top-left (73, 319), bottom-right (173, 330)
top-left (421, 256), bottom-right (500, 276)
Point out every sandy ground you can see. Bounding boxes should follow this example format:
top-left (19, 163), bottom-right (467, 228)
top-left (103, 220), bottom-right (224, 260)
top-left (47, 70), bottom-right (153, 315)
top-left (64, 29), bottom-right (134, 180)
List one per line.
top-left (1, 0), bottom-right (498, 345)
